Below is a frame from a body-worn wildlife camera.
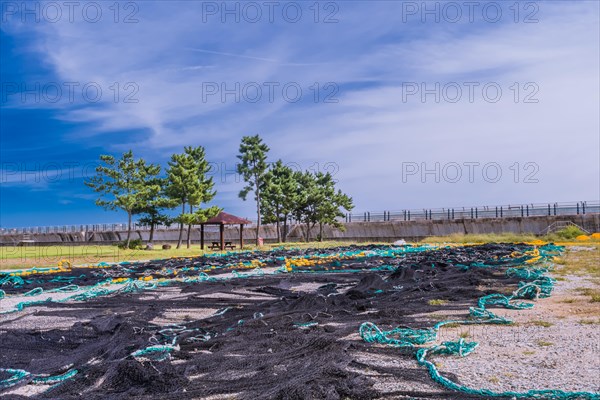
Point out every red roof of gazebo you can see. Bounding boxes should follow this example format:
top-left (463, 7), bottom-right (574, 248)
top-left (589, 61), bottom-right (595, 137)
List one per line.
top-left (201, 211), bottom-right (251, 225)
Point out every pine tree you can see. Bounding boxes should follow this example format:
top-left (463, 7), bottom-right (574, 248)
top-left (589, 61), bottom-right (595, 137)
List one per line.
top-left (292, 171), bottom-right (353, 242)
top-left (314, 172), bottom-right (354, 241)
top-left (261, 160), bottom-right (297, 243)
top-left (237, 135), bottom-right (270, 245)
top-left (166, 146), bottom-right (219, 249)
top-left (134, 177), bottom-right (178, 244)
top-left (85, 151), bottom-right (160, 248)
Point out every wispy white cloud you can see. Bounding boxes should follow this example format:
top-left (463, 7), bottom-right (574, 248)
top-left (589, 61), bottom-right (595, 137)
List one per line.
top-left (2, 0), bottom-right (598, 213)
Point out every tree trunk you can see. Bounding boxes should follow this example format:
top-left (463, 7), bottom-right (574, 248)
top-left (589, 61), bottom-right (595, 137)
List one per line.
top-left (186, 204), bottom-right (193, 248)
top-left (319, 222), bottom-right (323, 242)
top-left (149, 223), bottom-right (155, 244)
top-left (282, 216), bottom-right (288, 243)
top-left (275, 210), bottom-right (281, 243)
top-left (305, 221), bottom-right (311, 242)
top-left (255, 180), bottom-right (261, 246)
top-left (125, 211), bottom-right (132, 248)
top-left (176, 202), bottom-right (185, 249)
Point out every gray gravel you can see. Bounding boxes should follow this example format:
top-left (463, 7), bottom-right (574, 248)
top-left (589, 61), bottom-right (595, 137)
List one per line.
top-left (361, 274), bottom-right (600, 397)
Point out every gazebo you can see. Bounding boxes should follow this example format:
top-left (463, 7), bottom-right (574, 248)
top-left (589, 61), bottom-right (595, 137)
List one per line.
top-left (199, 211), bottom-right (251, 250)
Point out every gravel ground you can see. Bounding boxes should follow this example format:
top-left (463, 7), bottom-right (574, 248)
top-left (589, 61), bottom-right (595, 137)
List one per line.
top-left (361, 273), bottom-right (600, 398)
top-left (436, 275), bottom-right (600, 394)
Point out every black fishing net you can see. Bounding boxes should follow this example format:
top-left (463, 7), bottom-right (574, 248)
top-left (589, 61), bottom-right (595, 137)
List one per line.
top-left (0, 244), bottom-right (534, 399)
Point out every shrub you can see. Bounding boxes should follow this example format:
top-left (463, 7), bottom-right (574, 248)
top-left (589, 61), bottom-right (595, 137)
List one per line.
top-left (118, 239), bottom-right (143, 249)
top-left (529, 320), bottom-right (553, 328)
top-left (442, 322), bottom-right (461, 328)
top-left (554, 225), bottom-right (585, 240)
top-left (428, 299), bottom-right (449, 306)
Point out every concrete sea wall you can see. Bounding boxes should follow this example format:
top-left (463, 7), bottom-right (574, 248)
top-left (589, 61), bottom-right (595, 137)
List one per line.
top-left (1, 214), bottom-right (598, 245)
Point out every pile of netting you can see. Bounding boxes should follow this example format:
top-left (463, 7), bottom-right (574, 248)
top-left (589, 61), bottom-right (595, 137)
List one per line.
top-left (0, 245), bottom-right (437, 314)
top-left (0, 243), bottom-right (597, 399)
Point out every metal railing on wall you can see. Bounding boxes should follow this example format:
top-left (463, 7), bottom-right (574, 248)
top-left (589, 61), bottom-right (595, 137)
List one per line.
top-left (344, 200), bottom-right (599, 223)
top-left (1, 200), bottom-right (598, 235)
top-left (0, 223), bottom-right (173, 235)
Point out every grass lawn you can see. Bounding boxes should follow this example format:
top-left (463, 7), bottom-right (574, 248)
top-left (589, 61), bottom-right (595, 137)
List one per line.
top-left (0, 240), bottom-right (365, 270)
top-left (0, 245), bottom-right (205, 270)
top-left (553, 243), bottom-right (600, 278)
top-left (421, 232), bottom-right (600, 245)
top-left (421, 232), bottom-right (540, 243)
top-left (1, 234), bottom-right (598, 271)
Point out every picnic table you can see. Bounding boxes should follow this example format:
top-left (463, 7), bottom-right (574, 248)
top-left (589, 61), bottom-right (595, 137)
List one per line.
top-left (209, 241), bottom-right (235, 250)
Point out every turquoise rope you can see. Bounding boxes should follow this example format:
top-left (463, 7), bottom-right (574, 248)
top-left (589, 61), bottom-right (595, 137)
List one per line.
top-left (47, 285), bottom-right (80, 293)
top-left (31, 369), bottom-right (78, 385)
top-left (294, 321), bottom-right (318, 329)
top-left (0, 275), bottom-right (25, 287)
top-left (23, 287), bottom-right (44, 297)
top-left (131, 345), bottom-right (176, 361)
top-left (0, 368), bottom-right (78, 389)
top-left (0, 368), bottom-right (30, 388)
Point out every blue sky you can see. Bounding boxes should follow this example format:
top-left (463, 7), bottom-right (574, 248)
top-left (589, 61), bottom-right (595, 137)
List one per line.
top-left (1, 1), bottom-right (599, 227)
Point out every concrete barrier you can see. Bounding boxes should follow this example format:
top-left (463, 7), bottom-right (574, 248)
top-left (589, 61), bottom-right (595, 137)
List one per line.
top-left (1, 214), bottom-right (598, 246)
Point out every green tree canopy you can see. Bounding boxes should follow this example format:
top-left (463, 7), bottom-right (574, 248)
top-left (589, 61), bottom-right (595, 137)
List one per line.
top-left (134, 177), bottom-right (178, 244)
top-left (166, 146), bottom-right (219, 248)
top-left (85, 150), bottom-right (161, 248)
top-left (292, 171), bottom-right (353, 242)
top-left (261, 160), bottom-right (297, 242)
top-left (313, 173), bottom-right (354, 240)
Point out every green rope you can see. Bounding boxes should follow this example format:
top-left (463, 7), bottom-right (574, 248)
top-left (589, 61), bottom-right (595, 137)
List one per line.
top-left (294, 321), bottom-right (318, 329)
top-left (0, 368), bottom-right (78, 388)
top-left (507, 267), bottom-right (548, 280)
top-left (0, 298), bottom-right (53, 315)
top-left (49, 275), bottom-right (85, 283)
top-left (0, 275), bottom-right (25, 287)
top-left (31, 369), bottom-right (78, 385)
top-left (23, 287), bottom-right (44, 297)
top-left (198, 272), bottom-right (216, 282)
top-left (47, 285), bottom-right (80, 293)
top-left (213, 307), bottom-right (231, 317)
top-left (468, 307), bottom-right (512, 324)
top-left (360, 322), bottom-right (436, 347)
top-left (477, 293), bottom-right (533, 310)
top-left (0, 368), bottom-right (30, 388)
top-left (131, 345), bottom-right (177, 361)
top-left (122, 281), bottom-right (156, 293)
